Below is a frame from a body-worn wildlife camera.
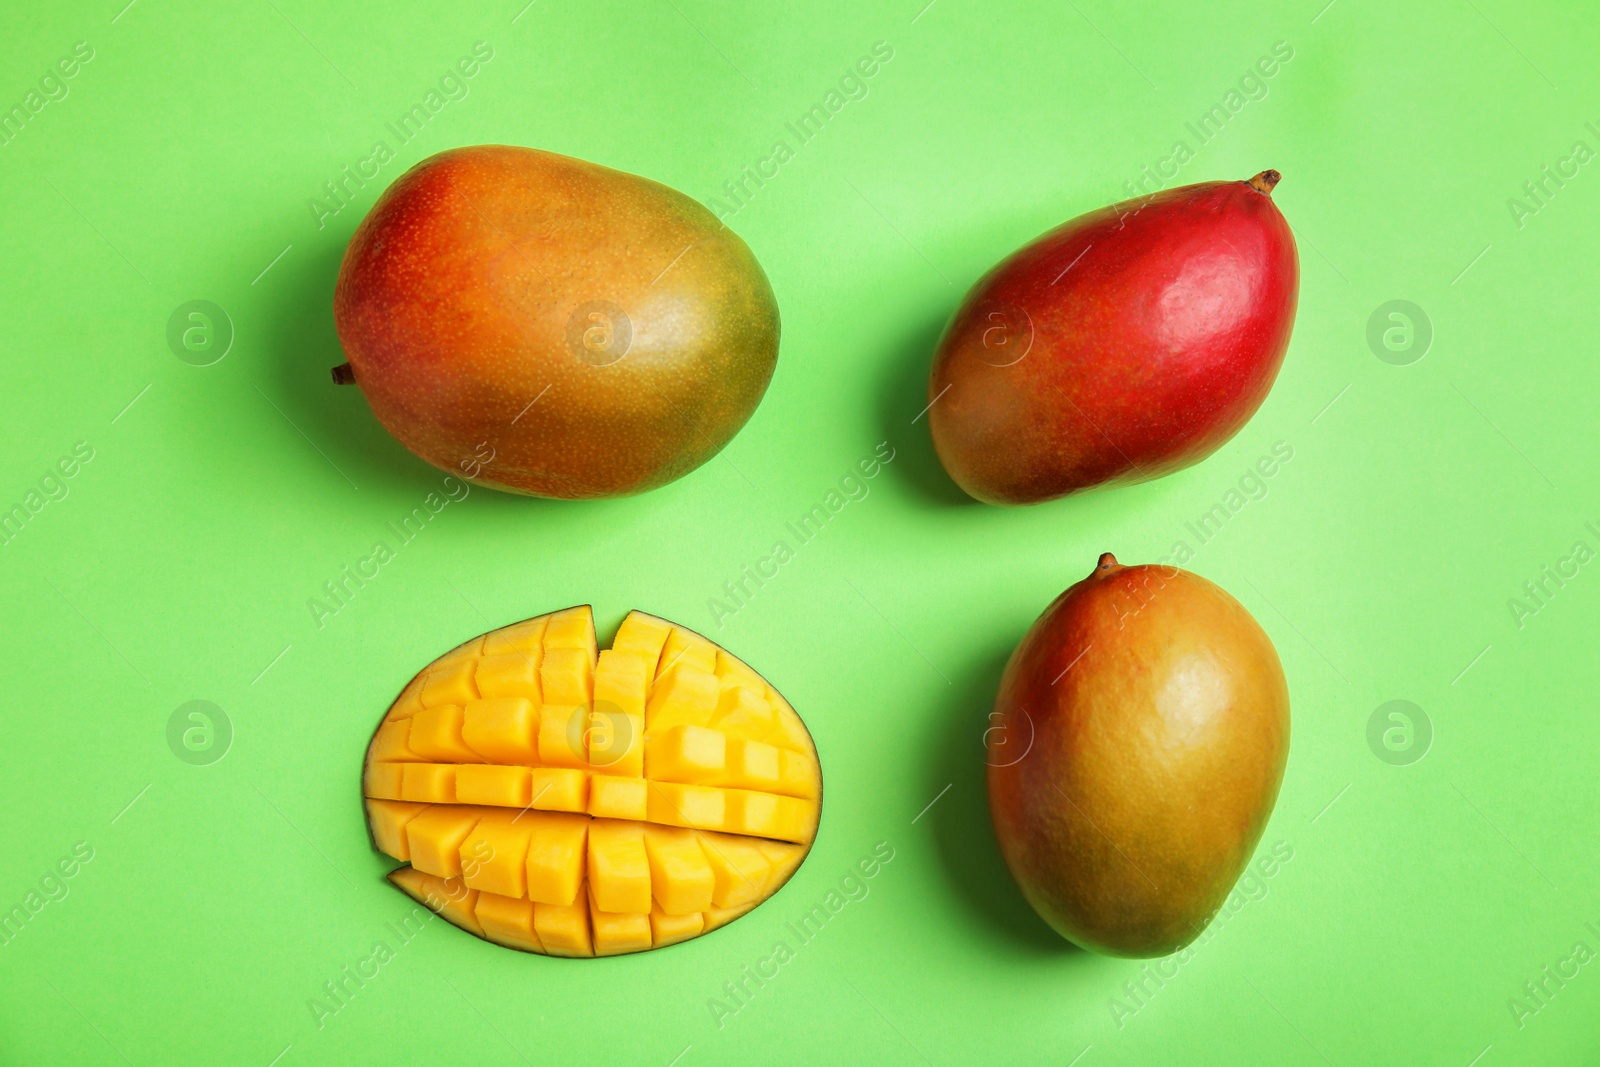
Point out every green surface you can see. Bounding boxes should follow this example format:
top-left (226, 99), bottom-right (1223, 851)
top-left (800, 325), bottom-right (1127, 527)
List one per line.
top-left (1, 0), bottom-right (1594, 1063)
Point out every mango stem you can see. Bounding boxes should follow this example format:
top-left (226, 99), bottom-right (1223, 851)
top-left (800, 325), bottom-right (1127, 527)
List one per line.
top-left (1247, 170), bottom-right (1281, 195)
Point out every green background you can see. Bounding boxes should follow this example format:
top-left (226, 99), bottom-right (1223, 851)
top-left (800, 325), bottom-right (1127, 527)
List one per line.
top-left (1, 0), bottom-right (1594, 1063)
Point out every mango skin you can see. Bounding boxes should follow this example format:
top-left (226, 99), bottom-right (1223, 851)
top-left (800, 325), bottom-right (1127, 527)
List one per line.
top-left (986, 555), bottom-right (1289, 957)
top-left (929, 175), bottom-right (1298, 505)
top-left (334, 145), bottom-right (780, 498)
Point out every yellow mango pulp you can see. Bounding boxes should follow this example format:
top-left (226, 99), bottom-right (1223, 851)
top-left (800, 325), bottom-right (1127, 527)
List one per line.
top-left (364, 606), bottom-right (821, 957)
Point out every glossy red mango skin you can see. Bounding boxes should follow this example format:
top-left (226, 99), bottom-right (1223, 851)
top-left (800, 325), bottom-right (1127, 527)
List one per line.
top-left (987, 557), bottom-right (1289, 957)
top-left (334, 146), bottom-right (779, 499)
top-left (929, 178), bottom-right (1298, 505)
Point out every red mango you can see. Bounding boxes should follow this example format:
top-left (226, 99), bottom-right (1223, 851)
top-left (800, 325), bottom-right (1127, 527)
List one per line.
top-left (928, 172), bottom-right (1299, 505)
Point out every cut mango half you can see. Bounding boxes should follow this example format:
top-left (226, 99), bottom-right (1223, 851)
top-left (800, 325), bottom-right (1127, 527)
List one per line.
top-left (364, 606), bottom-right (821, 957)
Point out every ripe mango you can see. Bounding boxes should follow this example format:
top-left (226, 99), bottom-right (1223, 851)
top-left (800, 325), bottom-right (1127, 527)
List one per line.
top-left (333, 146), bottom-right (780, 498)
top-left (986, 555), bottom-right (1289, 956)
top-left (929, 172), bottom-right (1298, 504)
top-left (363, 606), bottom-right (821, 956)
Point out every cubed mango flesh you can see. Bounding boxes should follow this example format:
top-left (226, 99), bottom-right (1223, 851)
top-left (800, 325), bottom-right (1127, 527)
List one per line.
top-left (363, 607), bottom-right (821, 957)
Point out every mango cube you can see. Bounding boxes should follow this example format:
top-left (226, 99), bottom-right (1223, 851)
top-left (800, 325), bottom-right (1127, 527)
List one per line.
top-left (368, 719), bottom-right (417, 763)
top-left (588, 775), bottom-right (648, 820)
top-left (590, 897), bottom-right (653, 956)
top-left (534, 894), bottom-right (593, 957)
top-left (363, 761), bottom-right (403, 801)
top-left (399, 763), bottom-right (456, 804)
top-left (483, 615), bottom-right (546, 657)
top-left (646, 781), bottom-right (727, 832)
top-left (717, 651), bottom-right (769, 696)
top-left (407, 705), bottom-right (479, 763)
top-left (419, 659), bottom-right (478, 708)
top-left (613, 611), bottom-right (672, 673)
top-left (594, 649), bottom-right (649, 716)
top-left (537, 706), bottom-right (589, 769)
top-left (699, 831), bottom-right (773, 908)
top-left (726, 737), bottom-right (782, 793)
top-left (540, 647), bottom-right (592, 706)
top-left (780, 748), bottom-right (822, 800)
top-left (713, 686), bottom-right (783, 747)
top-left (475, 652), bottom-right (542, 701)
top-left (645, 724), bottom-right (726, 783)
top-left (587, 819), bottom-right (650, 914)
top-left (542, 606), bottom-right (597, 654)
top-left (460, 810), bottom-right (535, 898)
top-left (643, 825), bottom-right (714, 915)
top-left (366, 799), bottom-right (429, 861)
top-left (528, 768), bottom-right (589, 812)
top-left (474, 891), bottom-right (542, 953)
top-left (406, 805), bottom-right (484, 878)
top-left (455, 764), bottom-right (532, 807)
top-left (585, 705), bottom-right (643, 777)
top-left (658, 627), bottom-right (716, 677)
top-left (523, 811), bottom-right (588, 905)
top-left (461, 698), bottom-right (539, 764)
top-left (650, 905), bottom-right (704, 947)
top-left (645, 667), bottom-right (720, 733)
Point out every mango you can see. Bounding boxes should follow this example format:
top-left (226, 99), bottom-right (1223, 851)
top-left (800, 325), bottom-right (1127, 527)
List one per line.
top-left (929, 173), bottom-right (1298, 505)
top-left (986, 554), bottom-right (1290, 956)
top-left (332, 146), bottom-right (780, 499)
top-left (365, 606), bottom-right (820, 956)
